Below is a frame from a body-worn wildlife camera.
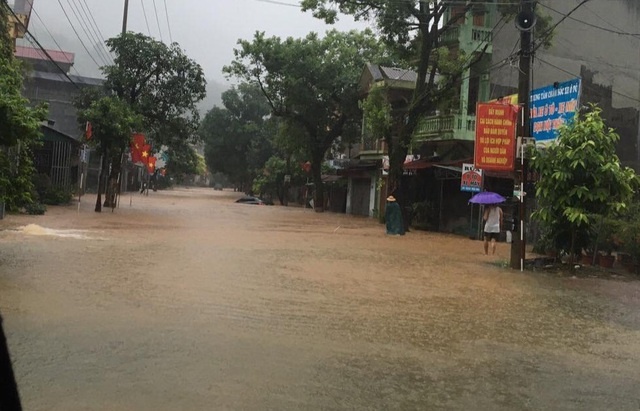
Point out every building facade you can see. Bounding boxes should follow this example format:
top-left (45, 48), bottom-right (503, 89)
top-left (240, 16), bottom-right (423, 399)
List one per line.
top-left (491, 0), bottom-right (640, 171)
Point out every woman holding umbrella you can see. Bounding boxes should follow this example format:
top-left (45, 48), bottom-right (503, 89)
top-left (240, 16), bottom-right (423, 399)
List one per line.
top-left (483, 204), bottom-right (503, 255)
top-left (469, 191), bottom-right (506, 255)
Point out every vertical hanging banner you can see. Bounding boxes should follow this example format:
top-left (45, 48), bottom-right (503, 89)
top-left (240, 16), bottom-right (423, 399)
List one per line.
top-left (461, 163), bottom-right (483, 192)
top-left (474, 103), bottom-right (519, 172)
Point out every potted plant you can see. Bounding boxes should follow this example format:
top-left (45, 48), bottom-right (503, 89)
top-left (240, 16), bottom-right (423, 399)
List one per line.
top-left (596, 217), bottom-right (619, 268)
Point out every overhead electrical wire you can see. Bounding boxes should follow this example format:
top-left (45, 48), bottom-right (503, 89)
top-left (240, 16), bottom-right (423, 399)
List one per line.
top-left (2, 0), bottom-right (81, 89)
top-left (151, 0), bottom-right (164, 42)
top-left (531, 0), bottom-right (593, 54)
top-left (537, 58), bottom-right (640, 104)
top-left (163, 0), bottom-right (173, 44)
top-left (55, 0), bottom-right (103, 69)
top-left (30, 6), bottom-right (88, 80)
top-left (140, 0), bottom-right (153, 37)
top-left (539, 2), bottom-right (640, 38)
top-left (76, 0), bottom-right (115, 63)
top-left (66, 0), bottom-right (111, 66)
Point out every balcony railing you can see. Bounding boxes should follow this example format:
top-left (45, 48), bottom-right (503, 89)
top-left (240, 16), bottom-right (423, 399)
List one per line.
top-left (439, 26), bottom-right (460, 44)
top-left (414, 114), bottom-right (476, 141)
top-left (471, 27), bottom-right (492, 43)
top-left (360, 138), bottom-right (386, 155)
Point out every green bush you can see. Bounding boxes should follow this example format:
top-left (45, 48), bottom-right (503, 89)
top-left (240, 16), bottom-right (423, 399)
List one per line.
top-left (25, 202), bottom-right (47, 215)
top-left (619, 203), bottom-right (640, 263)
top-left (43, 188), bottom-right (73, 205)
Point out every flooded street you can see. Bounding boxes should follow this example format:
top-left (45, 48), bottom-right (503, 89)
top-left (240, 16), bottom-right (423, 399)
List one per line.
top-left (1, 187), bottom-right (640, 410)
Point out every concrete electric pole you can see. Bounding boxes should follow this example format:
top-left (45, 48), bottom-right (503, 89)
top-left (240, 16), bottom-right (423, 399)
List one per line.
top-left (122, 0), bottom-right (129, 34)
top-left (510, 0), bottom-right (536, 270)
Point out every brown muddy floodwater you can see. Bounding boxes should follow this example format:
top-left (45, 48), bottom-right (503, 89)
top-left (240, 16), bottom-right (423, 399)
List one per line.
top-left (1, 187), bottom-right (640, 410)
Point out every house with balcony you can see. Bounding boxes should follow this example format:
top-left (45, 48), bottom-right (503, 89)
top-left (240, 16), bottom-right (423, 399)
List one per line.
top-left (343, 3), bottom-right (499, 232)
top-left (341, 64), bottom-right (417, 217)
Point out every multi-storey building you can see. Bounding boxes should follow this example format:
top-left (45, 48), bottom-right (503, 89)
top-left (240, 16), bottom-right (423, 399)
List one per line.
top-left (491, 0), bottom-right (640, 171)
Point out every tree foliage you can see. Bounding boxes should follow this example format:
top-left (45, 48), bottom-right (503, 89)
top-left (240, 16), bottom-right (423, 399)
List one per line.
top-left (0, 4), bottom-right (47, 210)
top-left (77, 96), bottom-right (141, 211)
top-left (301, 0), bottom-right (553, 197)
top-left (74, 32), bottom-right (206, 207)
top-left (224, 29), bottom-right (392, 210)
top-left (200, 83), bottom-right (274, 190)
top-left (531, 105), bottom-right (638, 257)
top-left (103, 32), bottom-right (206, 149)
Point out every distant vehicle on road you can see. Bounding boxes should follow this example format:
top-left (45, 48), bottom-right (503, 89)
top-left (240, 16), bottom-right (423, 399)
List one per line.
top-left (235, 196), bottom-right (266, 205)
top-left (213, 183), bottom-right (223, 191)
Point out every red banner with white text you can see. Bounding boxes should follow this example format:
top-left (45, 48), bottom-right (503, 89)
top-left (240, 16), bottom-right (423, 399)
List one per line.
top-left (474, 103), bottom-right (519, 172)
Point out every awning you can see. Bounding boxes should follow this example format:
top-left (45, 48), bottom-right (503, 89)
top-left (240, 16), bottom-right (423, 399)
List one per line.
top-left (403, 157), bottom-right (473, 170)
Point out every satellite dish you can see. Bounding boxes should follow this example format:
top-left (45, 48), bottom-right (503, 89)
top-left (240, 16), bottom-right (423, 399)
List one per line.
top-left (515, 10), bottom-right (537, 32)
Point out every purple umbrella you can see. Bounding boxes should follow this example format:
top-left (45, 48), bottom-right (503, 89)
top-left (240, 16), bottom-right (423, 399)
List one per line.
top-left (468, 191), bottom-right (506, 205)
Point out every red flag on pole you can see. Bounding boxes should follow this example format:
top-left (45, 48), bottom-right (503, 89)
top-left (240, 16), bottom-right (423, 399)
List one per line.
top-left (130, 143), bottom-right (142, 163)
top-left (147, 156), bottom-right (157, 174)
top-left (140, 144), bottom-right (151, 162)
top-left (85, 122), bottom-right (92, 140)
top-left (132, 133), bottom-right (145, 150)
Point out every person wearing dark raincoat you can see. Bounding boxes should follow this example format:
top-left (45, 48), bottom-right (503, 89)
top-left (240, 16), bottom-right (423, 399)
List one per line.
top-left (385, 196), bottom-right (405, 235)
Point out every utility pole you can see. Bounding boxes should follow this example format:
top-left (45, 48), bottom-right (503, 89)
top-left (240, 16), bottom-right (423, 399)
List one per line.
top-left (122, 0), bottom-right (129, 34)
top-left (510, 0), bottom-right (535, 270)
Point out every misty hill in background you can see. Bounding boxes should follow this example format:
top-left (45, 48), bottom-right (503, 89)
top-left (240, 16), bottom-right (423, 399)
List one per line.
top-left (197, 79), bottom-right (228, 115)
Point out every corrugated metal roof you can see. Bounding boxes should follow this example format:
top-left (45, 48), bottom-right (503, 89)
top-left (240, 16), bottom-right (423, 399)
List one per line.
top-left (380, 66), bottom-right (418, 83)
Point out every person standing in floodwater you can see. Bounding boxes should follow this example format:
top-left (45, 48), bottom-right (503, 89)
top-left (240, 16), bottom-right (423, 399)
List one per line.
top-left (483, 204), bottom-right (503, 255)
top-left (385, 196), bottom-right (405, 236)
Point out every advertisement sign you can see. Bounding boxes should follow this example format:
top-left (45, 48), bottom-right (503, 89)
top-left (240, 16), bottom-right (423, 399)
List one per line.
top-left (461, 163), bottom-right (483, 192)
top-left (530, 78), bottom-right (581, 145)
top-left (487, 78), bottom-right (582, 146)
top-left (474, 103), bottom-right (518, 172)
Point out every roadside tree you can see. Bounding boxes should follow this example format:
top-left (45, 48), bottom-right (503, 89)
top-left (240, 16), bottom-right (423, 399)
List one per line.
top-left (302, 0), bottom-right (552, 203)
top-left (77, 96), bottom-right (141, 212)
top-left (77, 32), bottom-right (206, 206)
top-left (200, 83), bottom-right (274, 191)
top-left (531, 105), bottom-right (638, 259)
top-left (224, 29), bottom-right (392, 211)
top-left (0, 4), bottom-right (47, 211)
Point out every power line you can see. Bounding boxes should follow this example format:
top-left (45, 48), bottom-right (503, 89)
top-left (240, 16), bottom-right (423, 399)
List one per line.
top-left (55, 0), bottom-right (103, 69)
top-left (151, 0), bottom-right (164, 42)
top-left (537, 58), bottom-right (640, 104)
top-left (140, 0), bottom-right (152, 36)
top-left (76, 0), bottom-right (115, 63)
top-left (30, 6), bottom-right (89, 79)
top-left (532, 0), bottom-right (593, 54)
top-left (2, 0), bottom-right (81, 90)
top-left (66, 0), bottom-right (111, 66)
top-left (539, 2), bottom-right (640, 38)
top-left (163, 0), bottom-right (173, 43)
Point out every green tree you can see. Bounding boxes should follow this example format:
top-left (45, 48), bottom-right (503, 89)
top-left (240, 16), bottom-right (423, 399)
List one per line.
top-left (76, 32), bottom-right (207, 205)
top-left (301, 0), bottom-right (552, 200)
top-left (104, 33), bottom-right (206, 148)
top-left (77, 96), bottom-right (141, 212)
top-left (0, 3), bottom-right (47, 211)
top-left (225, 29), bottom-right (392, 211)
top-left (165, 142), bottom-right (203, 182)
top-left (200, 83), bottom-right (274, 191)
top-left (531, 105), bottom-right (638, 259)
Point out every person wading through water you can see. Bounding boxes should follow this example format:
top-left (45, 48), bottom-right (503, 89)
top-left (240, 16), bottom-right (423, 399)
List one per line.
top-left (483, 204), bottom-right (503, 255)
top-left (385, 196), bottom-right (405, 236)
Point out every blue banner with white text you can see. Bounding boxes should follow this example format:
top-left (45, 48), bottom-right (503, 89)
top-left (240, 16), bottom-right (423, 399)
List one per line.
top-left (529, 78), bottom-right (581, 145)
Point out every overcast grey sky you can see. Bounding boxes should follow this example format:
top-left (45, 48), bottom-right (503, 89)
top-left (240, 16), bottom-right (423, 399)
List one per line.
top-left (16, 0), bottom-right (369, 107)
